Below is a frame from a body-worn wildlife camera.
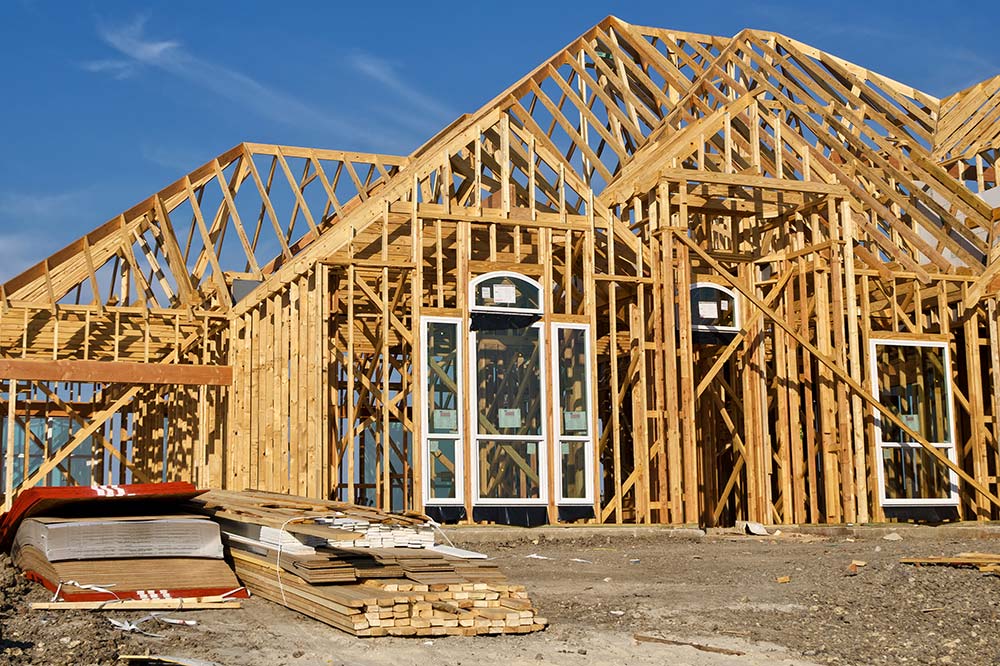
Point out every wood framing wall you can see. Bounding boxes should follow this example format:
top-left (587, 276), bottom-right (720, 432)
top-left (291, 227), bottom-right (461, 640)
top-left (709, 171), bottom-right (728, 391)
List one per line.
top-left (3, 17), bottom-right (1000, 526)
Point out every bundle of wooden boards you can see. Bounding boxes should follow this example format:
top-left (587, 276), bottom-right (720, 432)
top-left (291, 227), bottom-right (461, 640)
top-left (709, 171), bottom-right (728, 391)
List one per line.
top-left (191, 490), bottom-right (547, 636)
top-left (191, 490), bottom-right (435, 550)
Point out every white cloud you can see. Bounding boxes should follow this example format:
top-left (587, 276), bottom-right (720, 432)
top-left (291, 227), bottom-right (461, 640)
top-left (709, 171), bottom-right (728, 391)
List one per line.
top-left (80, 58), bottom-right (136, 80)
top-left (0, 232), bottom-right (48, 283)
top-left (88, 14), bottom-right (389, 147)
top-left (139, 143), bottom-right (206, 173)
top-left (0, 189), bottom-right (91, 220)
top-left (349, 52), bottom-right (456, 125)
top-left (0, 188), bottom-right (103, 280)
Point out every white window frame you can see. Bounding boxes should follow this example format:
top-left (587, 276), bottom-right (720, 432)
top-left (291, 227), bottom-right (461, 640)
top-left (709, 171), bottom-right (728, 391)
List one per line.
top-left (420, 316), bottom-right (464, 506)
top-left (551, 322), bottom-right (595, 505)
top-left (690, 282), bottom-right (740, 333)
top-left (470, 320), bottom-right (548, 506)
top-left (470, 271), bottom-right (544, 315)
top-left (869, 338), bottom-right (959, 507)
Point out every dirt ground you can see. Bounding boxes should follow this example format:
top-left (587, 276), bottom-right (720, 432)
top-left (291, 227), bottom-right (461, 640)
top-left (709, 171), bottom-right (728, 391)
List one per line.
top-left (2, 526), bottom-right (999, 666)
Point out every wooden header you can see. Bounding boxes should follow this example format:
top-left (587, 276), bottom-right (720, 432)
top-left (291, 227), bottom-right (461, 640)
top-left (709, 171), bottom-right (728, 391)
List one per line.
top-left (0, 360), bottom-right (232, 386)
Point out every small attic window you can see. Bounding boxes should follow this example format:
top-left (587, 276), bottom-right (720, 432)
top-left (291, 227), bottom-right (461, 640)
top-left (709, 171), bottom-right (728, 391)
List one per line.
top-left (690, 283), bottom-right (739, 333)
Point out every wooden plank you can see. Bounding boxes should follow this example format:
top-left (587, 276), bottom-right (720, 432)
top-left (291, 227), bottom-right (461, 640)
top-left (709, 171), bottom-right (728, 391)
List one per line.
top-left (0, 359), bottom-right (231, 386)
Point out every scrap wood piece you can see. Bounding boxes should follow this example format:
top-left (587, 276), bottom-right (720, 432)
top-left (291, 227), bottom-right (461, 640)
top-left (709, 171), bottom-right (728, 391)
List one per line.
top-left (31, 598), bottom-right (241, 610)
top-left (119, 655), bottom-right (223, 666)
top-left (900, 553), bottom-right (1000, 568)
top-left (634, 633), bottom-right (745, 656)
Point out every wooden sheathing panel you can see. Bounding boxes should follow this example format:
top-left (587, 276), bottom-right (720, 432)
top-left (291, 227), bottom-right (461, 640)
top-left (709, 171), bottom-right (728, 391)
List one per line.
top-left (226, 270), bottom-right (329, 499)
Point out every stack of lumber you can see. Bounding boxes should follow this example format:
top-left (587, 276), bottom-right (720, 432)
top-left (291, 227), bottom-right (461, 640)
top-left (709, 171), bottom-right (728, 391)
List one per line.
top-left (2, 483), bottom-right (248, 608)
top-left (192, 490), bottom-right (547, 636)
top-left (191, 490), bottom-right (434, 553)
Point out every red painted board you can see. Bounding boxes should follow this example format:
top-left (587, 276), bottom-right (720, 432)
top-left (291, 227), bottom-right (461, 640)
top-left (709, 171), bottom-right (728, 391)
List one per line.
top-left (0, 483), bottom-right (204, 552)
top-left (23, 570), bottom-right (250, 601)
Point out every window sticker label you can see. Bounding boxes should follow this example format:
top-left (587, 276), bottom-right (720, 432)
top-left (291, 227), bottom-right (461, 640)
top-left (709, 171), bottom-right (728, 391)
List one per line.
top-left (561, 442), bottom-right (570, 456)
top-left (563, 410), bottom-right (588, 432)
top-left (698, 301), bottom-right (719, 319)
top-left (492, 283), bottom-right (516, 304)
top-left (481, 287), bottom-right (491, 299)
top-left (498, 407), bottom-right (522, 428)
top-left (433, 409), bottom-right (458, 431)
top-left (429, 441), bottom-right (440, 453)
top-left (526, 442), bottom-right (537, 456)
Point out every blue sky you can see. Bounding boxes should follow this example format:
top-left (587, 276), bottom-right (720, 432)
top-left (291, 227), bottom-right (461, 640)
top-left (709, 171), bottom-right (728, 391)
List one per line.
top-left (0, 0), bottom-right (997, 282)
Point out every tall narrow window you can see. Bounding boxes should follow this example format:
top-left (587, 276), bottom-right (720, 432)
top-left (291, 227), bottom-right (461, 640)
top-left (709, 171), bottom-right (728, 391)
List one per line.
top-left (870, 340), bottom-right (958, 506)
top-left (472, 324), bottom-right (546, 502)
top-left (421, 318), bottom-right (463, 505)
top-left (470, 272), bottom-right (547, 504)
top-left (553, 324), bottom-right (594, 503)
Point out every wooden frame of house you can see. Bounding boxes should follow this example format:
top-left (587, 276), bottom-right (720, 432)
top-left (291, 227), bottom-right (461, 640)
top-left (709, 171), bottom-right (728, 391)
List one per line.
top-left (3, 16), bottom-right (1000, 526)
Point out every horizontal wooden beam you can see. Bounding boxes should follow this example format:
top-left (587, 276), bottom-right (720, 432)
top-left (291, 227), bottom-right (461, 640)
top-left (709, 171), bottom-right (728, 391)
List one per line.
top-left (659, 168), bottom-right (849, 195)
top-left (0, 359), bottom-right (232, 386)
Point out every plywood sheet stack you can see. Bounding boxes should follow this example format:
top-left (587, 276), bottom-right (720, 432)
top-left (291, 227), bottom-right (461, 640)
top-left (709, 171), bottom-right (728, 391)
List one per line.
top-left (191, 490), bottom-right (547, 636)
top-left (0, 483), bottom-right (248, 607)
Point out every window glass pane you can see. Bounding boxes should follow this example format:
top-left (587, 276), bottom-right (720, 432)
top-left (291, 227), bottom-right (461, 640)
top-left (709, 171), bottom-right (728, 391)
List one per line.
top-left (475, 327), bottom-right (542, 436)
top-left (474, 275), bottom-right (541, 311)
top-left (881, 446), bottom-right (953, 499)
top-left (691, 285), bottom-right (736, 329)
top-left (560, 441), bottom-right (588, 499)
top-left (428, 439), bottom-right (458, 500)
top-left (427, 322), bottom-right (459, 435)
top-left (478, 440), bottom-right (541, 499)
top-left (557, 328), bottom-right (589, 436)
top-left (875, 344), bottom-right (951, 444)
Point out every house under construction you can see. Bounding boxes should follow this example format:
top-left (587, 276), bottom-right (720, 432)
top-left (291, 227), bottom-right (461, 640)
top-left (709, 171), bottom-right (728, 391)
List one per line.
top-left (3, 16), bottom-right (1000, 526)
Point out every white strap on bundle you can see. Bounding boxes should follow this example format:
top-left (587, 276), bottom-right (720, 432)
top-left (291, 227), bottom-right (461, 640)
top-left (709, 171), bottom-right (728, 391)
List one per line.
top-left (52, 579), bottom-right (120, 603)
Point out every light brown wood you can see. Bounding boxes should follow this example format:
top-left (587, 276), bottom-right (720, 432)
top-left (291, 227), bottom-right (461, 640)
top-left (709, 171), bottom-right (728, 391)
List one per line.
top-left (2, 18), bottom-right (1000, 526)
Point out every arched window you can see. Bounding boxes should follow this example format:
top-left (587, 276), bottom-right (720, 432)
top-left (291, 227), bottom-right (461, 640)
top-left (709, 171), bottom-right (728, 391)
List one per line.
top-left (471, 272), bottom-right (543, 313)
top-left (690, 283), bottom-right (739, 332)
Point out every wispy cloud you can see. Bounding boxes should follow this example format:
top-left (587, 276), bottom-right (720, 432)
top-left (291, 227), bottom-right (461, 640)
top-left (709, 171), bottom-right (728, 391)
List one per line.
top-left (0, 189), bottom-right (92, 220)
top-left (139, 142), bottom-right (206, 173)
top-left (80, 58), bottom-right (136, 80)
top-left (86, 14), bottom-right (390, 147)
top-left (348, 52), bottom-right (457, 124)
top-left (0, 232), bottom-right (38, 283)
top-left (0, 190), bottom-right (96, 282)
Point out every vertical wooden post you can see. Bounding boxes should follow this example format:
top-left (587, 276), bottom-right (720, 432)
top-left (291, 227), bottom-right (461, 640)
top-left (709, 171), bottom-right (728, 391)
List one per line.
top-left (841, 199), bottom-right (869, 523)
top-left (346, 266), bottom-right (356, 504)
top-left (411, 175), bottom-right (424, 513)
top-left (677, 185), bottom-right (697, 524)
top-left (5, 380), bottom-right (17, 511)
